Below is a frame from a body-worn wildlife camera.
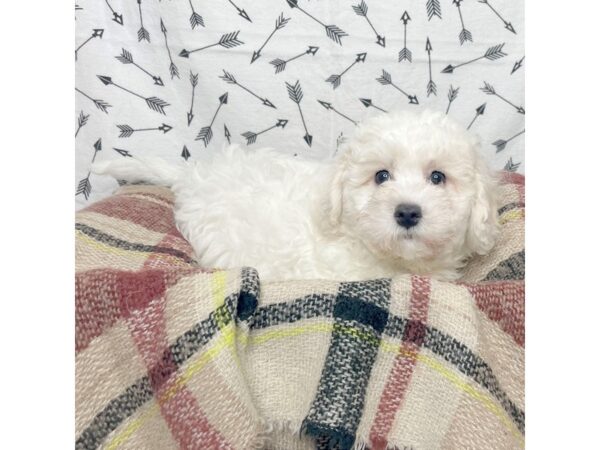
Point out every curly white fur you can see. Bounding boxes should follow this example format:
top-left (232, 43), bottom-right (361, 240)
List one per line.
top-left (92, 110), bottom-right (499, 281)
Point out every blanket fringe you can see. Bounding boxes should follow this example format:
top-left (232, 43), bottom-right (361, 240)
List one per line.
top-left (258, 419), bottom-right (413, 450)
top-left (246, 418), bottom-right (271, 450)
top-left (262, 420), bottom-right (415, 450)
top-left (262, 418), bottom-right (303, 435)
top-left (257, 419), bottom-right (311, 449)
top-left (351, 439), bottom-right (414, 450)
top-left (350, 438), bottom-right (414, 450)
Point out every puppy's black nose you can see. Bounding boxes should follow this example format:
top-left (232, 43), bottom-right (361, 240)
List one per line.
top-left (394, 203), bottom-right (422, 229)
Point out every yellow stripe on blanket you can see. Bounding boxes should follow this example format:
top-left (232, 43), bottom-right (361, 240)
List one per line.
top-left (211, 271), bottom-right (229, 328)
top-left (249, 322), bottom-right (524, 446)
top-left (499, 209), bottom-right (524, 225)
top-left (107, 290), bottom-right (523, 449)
top-left (107, 324), bottom-right (238, 449)
top-left (106, 403), bottom-right (160, 450)
top-left (107, 320), bottom-right (523, 449)
top-left (211, 271), bottom-right (244, 369)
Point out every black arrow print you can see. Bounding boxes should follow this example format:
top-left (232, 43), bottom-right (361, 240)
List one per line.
top-left (227, 0), bottom-right (251, 22)
top-left (480, 82), bottom-right (525, 114)
top-left (117, 123), bottom-right (172, 138)
top-left (270, 46), bottom-right (319, 74)
top-left (398, 11), bottom-right (412, 62)
top-left (104, 0), bottom-right (123, 25)
top-left (76, 139), bottom-right (102, 200)
top-left (359, 98), bottom-right (388, 113)
top-left (376, 69), bottom-right (419, 105)
top-left (442, 43), bottom-right (507, 73)
top-left (224, 124), bottom-right (232, 144)
top-left (181, 145), bottom-right (191, 161)
top-left (352, 1), bottom-right (385, 47)
top-left (425, 38), bottom-right (436, 96)
top-left (113, 148), bottom-right (133, 158)
top-left (286, 0), bottom-right (348, 45)
top-left (137, 0), bottom-right (150, 42)
top-left (75, 29), bottom-right (104, 60)
top-left (493, 129), bottom-right (525, 153)
top-left (317, 100), bottom-right (357, 125)
top-left (97, 75), bottom-right (170, 114)
top-left (115, 48), bottom-right (164, 86)
top-left (241, 119), bottom-right (288, 145)
top-left (196, 93), bottom-right (228, 147)
top-left (326, 53), bottom-right (367, 89)
top-left (179, 31), bottom-right (244, 58)
top-left (286, 80), bottom-right (312, 147)
top-left (426, 0), bottom-right (442, 20)
top-left (75, 111), bottom-right (89, 138)
top-left (504, 157), bottom-right (520, 172)
top-left (188, 0), bottom-right (205, 29)
top-left (446, 85), bottom-right (460, 114)
top-left (467, 103), bottom-right (486, 130)
top-left (92, 138), bottom-right (102, 159)
top-left (251, 13), bottom-right (290, 63)
top-left (511, 56), bottom-right (525, 75)
top-left (478, 0), bottom-right (516, 34)
top-left (160, 19), bottom-right (180, 79)
top-left (220, 70), bottom-right (276, 108)
top-left (188, 71), bottom-right (198, 126)
top-left (75, 87), bottom-right (111, 114)
top-left (453, 0), bottom-right (472, 45)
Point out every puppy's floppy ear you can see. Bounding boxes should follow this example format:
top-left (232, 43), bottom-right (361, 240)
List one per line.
top-left (327, 147), bottom-right (351, 227)
top-left (465, 152), bottom-right (500, 255)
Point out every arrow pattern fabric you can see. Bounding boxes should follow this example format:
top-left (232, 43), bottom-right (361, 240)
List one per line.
top-left (75, 0), bottom-right (524, 209)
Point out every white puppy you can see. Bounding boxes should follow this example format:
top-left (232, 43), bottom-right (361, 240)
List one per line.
top-left (93, 110), bottom-right (499, 281)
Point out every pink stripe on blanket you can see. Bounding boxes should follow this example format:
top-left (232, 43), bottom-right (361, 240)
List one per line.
top-left (117, 270), bottom-right (167, 316)
top-left (501, 172), bottom-right (524, 186)
top-left (76, 269), bottom-right (200, 353)
top-left (77, 270), bottom-right (166, 354)
top-left (369, 276), bottom-right (431, 450)
top-left (501, 171), bottom-right (525, 203)
top-left (75, 269), bottom-right (121, 353)
top-left (119, 270), bottom-right (230, 449)
top-left (465, 281), bottom-right (525, 346)
top-left (85, 195), bottom-right (176, 233)
top-left (155, 376), bottom-right (234, 450)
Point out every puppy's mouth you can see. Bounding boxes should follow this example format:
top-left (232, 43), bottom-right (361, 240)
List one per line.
top-left (394, 227), bottom-right (417, 241)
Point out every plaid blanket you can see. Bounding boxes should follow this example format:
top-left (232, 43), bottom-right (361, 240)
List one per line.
top-left (76, 173), bottom-right (524, 450)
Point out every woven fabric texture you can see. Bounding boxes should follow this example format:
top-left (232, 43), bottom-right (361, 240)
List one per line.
top-left (75, 173), bottom-right (524, 450)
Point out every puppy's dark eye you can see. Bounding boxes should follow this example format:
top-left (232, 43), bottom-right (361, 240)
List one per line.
top-left (375, 170), bottom-right (391, 185)
top-left (430, 170), bottom-right (446, 185)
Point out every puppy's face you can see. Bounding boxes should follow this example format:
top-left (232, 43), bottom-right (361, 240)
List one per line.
top-left (329, 110), bottom-right (499, 272)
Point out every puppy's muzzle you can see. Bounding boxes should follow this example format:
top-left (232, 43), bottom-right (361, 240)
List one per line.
top-left (394, 203), bottom-right (422, 229)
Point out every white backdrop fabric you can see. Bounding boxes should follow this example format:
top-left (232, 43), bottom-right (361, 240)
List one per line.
top-left (75, 0), bottom-right (524, 209)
